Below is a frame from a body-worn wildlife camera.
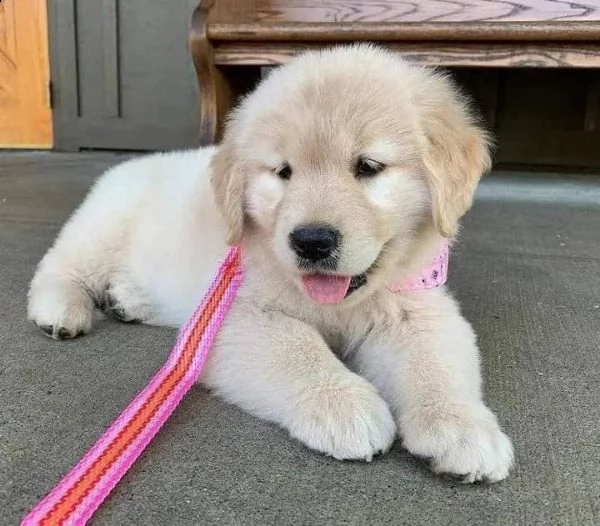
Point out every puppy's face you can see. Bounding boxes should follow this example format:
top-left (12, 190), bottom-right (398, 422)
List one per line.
top-left (242, 107), bottom-right (429, 304)
top-left (211, 46), bottom-right (490, 305)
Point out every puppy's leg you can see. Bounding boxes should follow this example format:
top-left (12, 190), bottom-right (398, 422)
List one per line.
top-left (28, 177), bottom-right (130, 339)
top-left (202, 301), bottom-right (396, 461)
top-left (350, 290), bottom-right (514, 482)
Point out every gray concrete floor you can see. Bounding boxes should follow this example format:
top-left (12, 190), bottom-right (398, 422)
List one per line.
top-left (1, 152), bottom-right (599, 525)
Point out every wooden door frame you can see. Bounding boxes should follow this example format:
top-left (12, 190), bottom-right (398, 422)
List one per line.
top-left (0, 0), bottom-right (53, 148)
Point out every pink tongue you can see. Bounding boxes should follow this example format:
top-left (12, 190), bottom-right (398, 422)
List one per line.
top-left (302, 274), bottom-right (352, 304)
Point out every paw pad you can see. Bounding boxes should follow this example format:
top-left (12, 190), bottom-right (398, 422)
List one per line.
top-left (34, 322), bottom-right (80, 340)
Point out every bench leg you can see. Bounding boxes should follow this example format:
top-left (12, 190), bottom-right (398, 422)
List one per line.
top-left (190, 1), bottom-right (260, 146)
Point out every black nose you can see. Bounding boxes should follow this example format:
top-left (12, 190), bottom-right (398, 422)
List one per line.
top-left (289, 225), bottom-right (340, 262)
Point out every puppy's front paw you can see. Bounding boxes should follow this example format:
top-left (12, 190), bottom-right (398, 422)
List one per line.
top-left (28, 277), bottom-right (95, 339)
top-left (288, 375), bottom-right (396, 461)
top-left (104, 283), bottom-right (150, 324)
top-left (401, 404), bottom-right (514, 483)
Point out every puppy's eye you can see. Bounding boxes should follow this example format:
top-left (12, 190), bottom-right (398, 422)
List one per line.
top-left (275, 163), bottom-right (292, 180)
top-left (355, 158), bottom-right (385, 178)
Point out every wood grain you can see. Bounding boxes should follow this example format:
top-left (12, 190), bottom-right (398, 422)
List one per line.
top-left (208, 21), bottom-right (600, 42)
top-left (213, 42), bottom-right (600, 68)
top-left (0, 0), bottom-right (53, 148)
top-left (209, 0), bottom-right (257, 24)
top-left (207, 0), bottom-right (600, 41)
top-left (253, 0), bottom-right (600, 23)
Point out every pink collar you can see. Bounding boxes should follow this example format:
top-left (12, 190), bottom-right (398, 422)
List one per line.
top-left (389, 241), bottom-right (449, 292)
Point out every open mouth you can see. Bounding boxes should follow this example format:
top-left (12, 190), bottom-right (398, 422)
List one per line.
top-left (301, 271), bottom-right (369, 305)
top-left (298, 245), bottom-right (385, 305)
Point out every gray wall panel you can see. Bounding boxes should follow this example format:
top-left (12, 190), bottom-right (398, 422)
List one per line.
top-left (50, 0), bottom-right (200, 151)
top-left (119, 0), bottom-right (199, 124)
top-left (76, 0), bottom-right (107, 119)
top-left (49, 0), bottom-right (79, 121)
top-left (101, 0), bottom-right (121, 118)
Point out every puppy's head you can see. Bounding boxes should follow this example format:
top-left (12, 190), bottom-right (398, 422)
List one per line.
top-left (211, 45), bottom-right (490, 305)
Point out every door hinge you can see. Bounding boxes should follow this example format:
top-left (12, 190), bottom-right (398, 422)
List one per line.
top-left (47, 80), bottom-right (54, 109)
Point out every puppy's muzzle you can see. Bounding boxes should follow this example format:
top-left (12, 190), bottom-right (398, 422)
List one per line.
top-left (289, 225), bottom-right (340, 263)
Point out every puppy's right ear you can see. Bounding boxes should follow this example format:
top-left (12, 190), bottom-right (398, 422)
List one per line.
top-left (210, 144), bottom-right (245, 245)
top-left (419, 74), bottom-right (492, 239)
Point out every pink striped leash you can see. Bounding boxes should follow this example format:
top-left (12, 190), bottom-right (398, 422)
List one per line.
top-left (22, 247), bottom-right (244, 525)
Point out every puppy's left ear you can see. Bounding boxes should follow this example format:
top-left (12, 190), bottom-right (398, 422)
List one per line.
top-left (210, 142), bottom-right (245, 245)
top-left (421, 76), bottom-right (492, 239)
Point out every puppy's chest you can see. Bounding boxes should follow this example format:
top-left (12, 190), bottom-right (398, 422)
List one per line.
top-left (269, 300), bottom-right (369, 358)
top-left (252, 283), bottom-right (402, 357)
top-left (311, 313), bottom-right (378, 360)
top-left (319, 328), bottom-right (369, 360)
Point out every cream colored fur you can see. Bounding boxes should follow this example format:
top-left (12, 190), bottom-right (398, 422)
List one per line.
top-left (28, 45), bottom-right (513, 482)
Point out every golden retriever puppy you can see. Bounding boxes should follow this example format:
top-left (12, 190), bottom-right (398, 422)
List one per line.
top-left (28, 45), bottom-right (513, 482)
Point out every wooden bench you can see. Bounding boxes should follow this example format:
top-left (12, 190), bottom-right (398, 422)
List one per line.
top-left (189, 0), bottom-right (600, 147)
